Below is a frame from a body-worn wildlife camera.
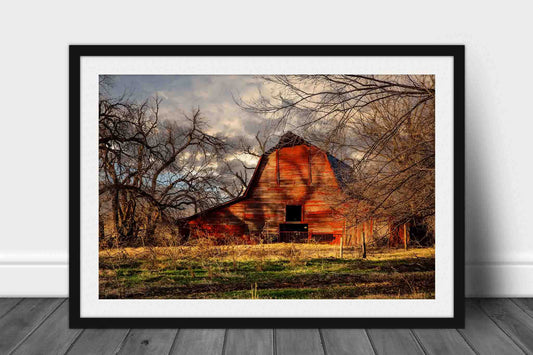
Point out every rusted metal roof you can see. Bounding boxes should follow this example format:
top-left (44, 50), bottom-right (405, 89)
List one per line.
top-left (264, 131), bottom-right (311, 155)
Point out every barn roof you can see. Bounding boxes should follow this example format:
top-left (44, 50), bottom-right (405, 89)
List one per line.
top-left (326, 153), bottom-right (353, 189)
top-left (184, 132), bottom-right (353, 220)
top-left (264, 131), bottom-right (310, 154)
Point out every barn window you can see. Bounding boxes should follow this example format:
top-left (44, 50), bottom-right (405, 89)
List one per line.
top-left (286, 205), bottom-right (302, 222)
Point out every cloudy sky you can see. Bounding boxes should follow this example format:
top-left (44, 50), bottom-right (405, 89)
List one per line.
top-left (105, 75), bottom-right (277, 141)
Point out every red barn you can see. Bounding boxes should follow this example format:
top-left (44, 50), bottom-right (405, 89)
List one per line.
top-left (184, 132), bottom-right (368, 244)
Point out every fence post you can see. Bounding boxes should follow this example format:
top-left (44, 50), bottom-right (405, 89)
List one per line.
top-left (340, 221), bottom-right (346, 259)
top-left (362, 230), bottom-right (367, 259)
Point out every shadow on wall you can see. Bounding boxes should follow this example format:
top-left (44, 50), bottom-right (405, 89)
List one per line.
top-left (465, 88), bottom-right (501, 295)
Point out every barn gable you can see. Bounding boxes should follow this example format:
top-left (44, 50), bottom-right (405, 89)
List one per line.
top-left (185, 132), bottom-right (354, 243)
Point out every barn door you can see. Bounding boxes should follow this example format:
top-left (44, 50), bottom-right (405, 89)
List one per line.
top-left (279, 223), bottom-right (308, 242)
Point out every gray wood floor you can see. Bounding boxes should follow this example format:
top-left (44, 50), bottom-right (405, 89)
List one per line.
top-left (0, 299), bottom-right (532, 354)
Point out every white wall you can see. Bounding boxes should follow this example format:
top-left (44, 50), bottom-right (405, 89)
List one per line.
top-left (1, 0), bottom-right (531, 297)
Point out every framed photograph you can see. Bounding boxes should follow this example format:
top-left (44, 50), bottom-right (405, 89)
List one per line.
top-left (70, 45), bottom-right (464, 328)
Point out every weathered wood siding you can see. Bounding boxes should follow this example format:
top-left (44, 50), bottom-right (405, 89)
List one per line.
top-left (188, 144), bottom-right (347, 242)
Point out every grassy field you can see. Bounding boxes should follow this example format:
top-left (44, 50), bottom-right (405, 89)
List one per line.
top-left (99, 243), bottom-right (434, 299)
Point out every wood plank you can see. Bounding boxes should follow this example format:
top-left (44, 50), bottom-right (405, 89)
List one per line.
top-left (1, 298), bottom-right (533, 355)
top-left (276, 329), bottom-right (324, 355)
top-left (458, 300), bottom-right (525, 355)
top-left (170, 329), bottom-right (225, 355)
top-left (0, 298), bottom-right (63, 353)
top-left (117, 329), bottom-right (177, 355)
top-left (11, 300), bottom-right (82, 355)
top-left (224, 329), bottom-right (272, 355)
top-left (0, 298), bottom-right (21, 318)
top-left (477, 298), bottom-right (533, 353)
top-left (366, 329), bottom-right (423, 355)
top-left (413, 329), bottom-right (475, 355)
top-left (320, 329), bottom-right (374, 355)
top-left (512, 298), bottom-right (533, 319)
top-left (66, 328), bottom-right (130, 355)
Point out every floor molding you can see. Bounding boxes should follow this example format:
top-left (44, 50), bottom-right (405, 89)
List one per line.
top-left (465, 263), bottom-right (533, 297)
top-left (0, 264), bottom-right (68, 297)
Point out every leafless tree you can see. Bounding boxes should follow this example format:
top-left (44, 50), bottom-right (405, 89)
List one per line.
top-left (218, 124), bottom-right (281, 199)
top-left (238, 75), bottom-right (435, 239)
top-left (99, 86), bottom-right (228, 245)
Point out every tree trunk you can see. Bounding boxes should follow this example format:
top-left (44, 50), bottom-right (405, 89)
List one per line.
top-left (362, 225), bottom-right (367, 259)
top-left (403, 223), bottom-right (408, 250)
top-left (362, 232), bottom-right (367, 259)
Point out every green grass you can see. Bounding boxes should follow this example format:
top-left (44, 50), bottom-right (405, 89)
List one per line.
top-left (99, 245), bottom-right (434, 299)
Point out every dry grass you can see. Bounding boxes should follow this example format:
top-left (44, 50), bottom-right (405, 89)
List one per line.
top-left (100, 243), bottom-right (434, 262)
top-left (99, 243), bottom-right (434, 299)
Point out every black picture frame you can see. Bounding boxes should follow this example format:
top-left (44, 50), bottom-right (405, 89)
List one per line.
top-left (69, 45), bottom-right (465, 329)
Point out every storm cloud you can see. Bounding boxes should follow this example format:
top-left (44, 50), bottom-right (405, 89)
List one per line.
top-left (106, 75), bottom-right (273, 140)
